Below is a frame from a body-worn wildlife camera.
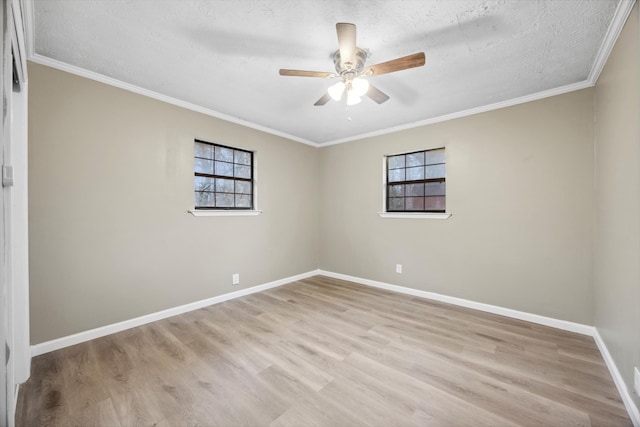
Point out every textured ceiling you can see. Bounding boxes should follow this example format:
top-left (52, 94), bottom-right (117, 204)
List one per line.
top-left (30, 0), bottom-right (623, 145)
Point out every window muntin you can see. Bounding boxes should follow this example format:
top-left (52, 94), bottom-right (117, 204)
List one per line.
top-left (194, 139), bottom-right (253, 209)
top-left (386, 148), bottom-right (445, 212)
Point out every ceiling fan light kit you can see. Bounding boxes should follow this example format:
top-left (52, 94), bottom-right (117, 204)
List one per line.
top-left (351, 78), bottom-right (370, 97)
top-left (328, 81), bottom-right (346, 101)
top-left (328, 77), bottom-right (369, 104)
top-left (279, 23), bottom-right (426, 107)
top-left (347, 90), bottom-right (362, 106)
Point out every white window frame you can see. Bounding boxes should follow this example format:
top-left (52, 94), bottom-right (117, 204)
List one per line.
top-left (378, 149), bottom-right (451, 219)
top-left (189, 142), bottom-right (262, 217)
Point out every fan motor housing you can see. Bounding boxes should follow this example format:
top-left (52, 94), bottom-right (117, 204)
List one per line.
top-left (333, 48), bottom-right (368, 78)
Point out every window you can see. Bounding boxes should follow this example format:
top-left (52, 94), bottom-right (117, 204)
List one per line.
top-left (194, 139), bottom-right (253, 209)
top-left (386, 148), bottom-right (445, 212)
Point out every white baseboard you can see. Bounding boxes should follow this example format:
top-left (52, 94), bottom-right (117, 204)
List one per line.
top-left (593, 329), bottom-right (640, 427)
top-left (28, 269), bottom-right (639, 425)
top-left (318, 269), bottom-right (640, 425)
top-left (31, 269), bottom-right (320, 357)
top-left (318, 270), bottom-right (594, 335)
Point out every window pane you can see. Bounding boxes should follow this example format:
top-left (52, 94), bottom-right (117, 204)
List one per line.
top-left (406, 152), bottom-right (425, 167)
top-left (425, 181), bottom-right (445, 196)
top-left (195, 142), bottom-right (213, 159)
top-left (406, 183), bottom-right (424, 196)
top-left (388, 169), bottom-right (405, 182)
top-left (215, 193), bottom-right (234, 207)
top-left (388, 184), bottom-right (404, 197)
top-left (235, 180), bottom-right (252, 194)
top-left (384, 148), bottom-right (445, 213)
top-left (194, 158), bottom-right (213, 175)
top-left (388, 155), bottom-right (405, 169)
top-left (194, 176), bottom-right (214, 192)
top-left (215, 178), bottom-right (234, 193)
top-left (426, 164), bottom-right (445, 179)
top-left (215, 161), bottom-right (233, 177)
top-left (425, 149), bottom-right (445, 165)
top-left (236, 194), bottom-right (252, 208)
top-left (425, 196), bottom-right (446, 211)
top-left (235, 150), bottom-right (251, 165)
top-left (215, 146), bottom-right (234, 162)
top-left (195, 141), bottom-right (254, 210)
top-left (406, 197), bottom-right (425, 211)
top-left (195, 191), bottom-right (214, 207)
top-left (235, 164), bottom-right (252, 179)
top-left (406, 166), bottom-right (424, 181)
top-left (388, 198), bottom-right (404, 210)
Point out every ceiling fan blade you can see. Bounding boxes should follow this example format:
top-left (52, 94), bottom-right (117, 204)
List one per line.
top-left (279, 69), bottom-right (333, 78)
top-left (314, 93), bottom-right (332, 106)
top-left (365, 52), bottom-right (425, 76)
top-left (336, 23), bottom-right (356, 68)
top-left (366, 84), bottom-right (390, 104)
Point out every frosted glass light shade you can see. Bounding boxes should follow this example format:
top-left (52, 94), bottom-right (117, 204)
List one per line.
top-left (347, 91), bottom-right (361, 105)
top-left (328, 81), bottom-right (346, 101)
top-left (351, 78), bottom-right (369, 97)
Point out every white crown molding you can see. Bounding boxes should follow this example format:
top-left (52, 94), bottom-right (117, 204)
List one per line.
top-left (322, 0), bottom-right (636, 146)
top-left (20, 0), bottom-right (635, 148)
top-left (31, 269), bottom-right (321, 356)
top-left (318, 270), bottom-right (594, 335)
top-left (27, 53), bottom-right (320, 148)
top-left (22, 52), bottom-right (596, 149)
top-left (26, 49), bottom-right (594, 148)
top-left (588, 0), bottom-right (636, 85)
top-left (321, 0), bottom-right (636, 146)
top-left (320, 80), bottom-right (593, 147)
top-left (593, 329), bottom-right (640, 427)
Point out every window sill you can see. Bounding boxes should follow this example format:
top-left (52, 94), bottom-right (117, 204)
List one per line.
top-left (189, 210), bottom-right (263, 217)
top-left (378, 212), bottom-right (451, 219)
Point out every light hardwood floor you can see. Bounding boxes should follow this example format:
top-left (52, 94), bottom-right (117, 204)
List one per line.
top-left (17, 276), bottom-right (632, 426)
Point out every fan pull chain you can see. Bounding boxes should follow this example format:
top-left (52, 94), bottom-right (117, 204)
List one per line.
top-left (346, 105), bottom-right (352, 121)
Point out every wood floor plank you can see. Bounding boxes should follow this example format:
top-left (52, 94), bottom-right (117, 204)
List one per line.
top-left (379, 341), bottom-right (594, 426)
top-left (17, 276), bottom-right (633, 426)
top-left (343, 352), bottom-right (520, 427)
top-left (66, 397), bottom-right (122, 427)
top-left (269, 387), bottom-right (367, 427)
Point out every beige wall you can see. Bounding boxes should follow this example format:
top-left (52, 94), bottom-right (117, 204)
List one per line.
top-left (28, 63), bottom-right (319, 344)
top-left (319, 89), bottom-right (595, 324)
top-left (29, 61), bottom-right (596, 343)
top-left (594, 3), bottom-right (640, 409)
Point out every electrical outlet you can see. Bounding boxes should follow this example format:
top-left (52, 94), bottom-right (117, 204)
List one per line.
top-left (396, 264), bottom-right (402, 274)
top-left (232, 273), bottom-right (240, 285)
top-left (634, 367), bottom-right (640, 396)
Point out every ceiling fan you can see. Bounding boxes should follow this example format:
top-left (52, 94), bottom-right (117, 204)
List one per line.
top-left (279, 23), bottom-right (426, 106)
